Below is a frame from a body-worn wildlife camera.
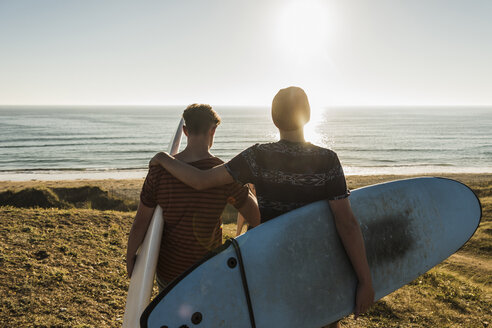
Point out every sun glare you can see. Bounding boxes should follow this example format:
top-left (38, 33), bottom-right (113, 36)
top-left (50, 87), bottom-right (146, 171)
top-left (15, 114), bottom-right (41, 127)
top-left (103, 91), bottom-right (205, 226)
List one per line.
top-left (275, 0), bottom-right (334, 62)
top-left (304, 106), bottom-right (325, 146)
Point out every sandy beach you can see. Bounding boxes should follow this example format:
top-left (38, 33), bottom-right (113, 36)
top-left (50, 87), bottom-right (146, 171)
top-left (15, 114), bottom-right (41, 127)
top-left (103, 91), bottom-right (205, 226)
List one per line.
top-left (0, 173), bottom-right (490, 327)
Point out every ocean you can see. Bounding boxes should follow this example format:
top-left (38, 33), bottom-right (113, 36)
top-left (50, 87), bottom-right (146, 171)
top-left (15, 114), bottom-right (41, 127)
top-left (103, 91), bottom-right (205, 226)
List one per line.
top-left (0, 106), bottom-right (491, 180)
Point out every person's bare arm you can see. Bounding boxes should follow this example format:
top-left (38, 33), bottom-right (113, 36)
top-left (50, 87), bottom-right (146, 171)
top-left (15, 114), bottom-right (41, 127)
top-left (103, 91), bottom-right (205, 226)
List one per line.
top-left (236, 192), bottom-right (261, 230)
top-left (150, 152), bottom-right (233, 190)
top-left (329, 197), bottom-right (374, 319)
top-left (236, 213), bottom-right (246, 236)
top-left (126, 202), bottom-right (156, 278)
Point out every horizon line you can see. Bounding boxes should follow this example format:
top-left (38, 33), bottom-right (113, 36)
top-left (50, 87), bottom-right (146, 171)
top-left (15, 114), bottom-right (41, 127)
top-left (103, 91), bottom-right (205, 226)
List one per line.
top-left (1, 104), bottom-right (492, 108)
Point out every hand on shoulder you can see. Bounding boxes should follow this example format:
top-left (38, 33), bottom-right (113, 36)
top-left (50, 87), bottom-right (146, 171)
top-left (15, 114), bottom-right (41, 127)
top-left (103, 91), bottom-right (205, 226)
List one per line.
top-left (149, 151), bottom-right (172, 167)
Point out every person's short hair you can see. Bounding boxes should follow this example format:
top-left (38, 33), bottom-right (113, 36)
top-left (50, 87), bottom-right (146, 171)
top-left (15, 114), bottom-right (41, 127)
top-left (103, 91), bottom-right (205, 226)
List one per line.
top-left (271, 86), bottom-right (310, 131)
top-left (182, 104), bottom-right (221, 135)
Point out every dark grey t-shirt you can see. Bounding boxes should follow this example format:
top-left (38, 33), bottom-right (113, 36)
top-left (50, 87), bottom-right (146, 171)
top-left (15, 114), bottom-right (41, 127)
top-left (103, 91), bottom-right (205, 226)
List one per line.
top-left (225, 140), bottom-right (350, 223)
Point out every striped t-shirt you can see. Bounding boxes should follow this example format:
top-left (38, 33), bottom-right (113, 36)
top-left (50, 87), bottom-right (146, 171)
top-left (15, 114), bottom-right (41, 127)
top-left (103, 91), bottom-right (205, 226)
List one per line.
top-left (225, 140), bottom-right (350, 223)
top-left (140, 157), bottom-right (248, 283)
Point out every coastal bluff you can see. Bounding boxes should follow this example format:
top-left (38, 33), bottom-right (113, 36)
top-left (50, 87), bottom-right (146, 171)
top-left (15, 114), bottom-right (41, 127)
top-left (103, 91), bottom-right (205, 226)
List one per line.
top-left (0, 174), bottom-right (490, 327)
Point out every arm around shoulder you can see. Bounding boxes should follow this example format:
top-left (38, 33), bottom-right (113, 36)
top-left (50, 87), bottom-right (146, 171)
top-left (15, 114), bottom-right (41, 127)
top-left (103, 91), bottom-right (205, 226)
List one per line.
top-left (150, 152), bottom-right (233, 190)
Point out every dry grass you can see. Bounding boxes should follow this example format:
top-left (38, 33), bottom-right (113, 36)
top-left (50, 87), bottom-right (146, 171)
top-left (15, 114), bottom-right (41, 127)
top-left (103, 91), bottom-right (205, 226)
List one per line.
top-left (0, 174), bottom-right (490, 327)
top-left (0, 207), bottom-right (132, 327)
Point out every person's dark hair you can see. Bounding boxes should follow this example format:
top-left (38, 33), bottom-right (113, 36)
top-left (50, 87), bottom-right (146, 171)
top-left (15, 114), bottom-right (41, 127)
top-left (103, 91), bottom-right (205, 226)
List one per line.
top-left (182, 104), bottom-right (221, 135)
top-left (271, 86), bottom-right (310, 131)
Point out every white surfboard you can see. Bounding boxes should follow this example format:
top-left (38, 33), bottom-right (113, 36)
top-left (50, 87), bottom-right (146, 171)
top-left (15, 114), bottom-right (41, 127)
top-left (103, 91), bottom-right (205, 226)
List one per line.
top-left (140, 177), bottom-right (481, 328)
top-left (123, 118), bottom-right (184, 328)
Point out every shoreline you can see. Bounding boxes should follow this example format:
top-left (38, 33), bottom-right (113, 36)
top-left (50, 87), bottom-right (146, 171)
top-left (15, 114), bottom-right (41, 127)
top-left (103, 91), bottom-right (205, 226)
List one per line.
top-left (1, 173), bottom-right (490, 202)
top-left (0, 167), bottom-right (491, 182)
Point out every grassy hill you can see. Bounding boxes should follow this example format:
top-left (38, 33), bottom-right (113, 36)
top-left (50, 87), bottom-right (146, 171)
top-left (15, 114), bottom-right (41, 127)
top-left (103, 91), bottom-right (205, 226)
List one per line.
top-left (0, 174), bottom-right (490, 327)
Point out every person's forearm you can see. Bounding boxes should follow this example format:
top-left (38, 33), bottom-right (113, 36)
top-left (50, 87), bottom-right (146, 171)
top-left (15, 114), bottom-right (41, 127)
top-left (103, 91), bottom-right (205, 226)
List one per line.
top-left (334, 215), bottom-right (372, 284)
top-left (127, 221), bottom-right (149, 259)
top-left (154, 153), bottom-right (208, 189)
top-left (238, 195), bottom-right (261, 228)
top-left (126, 204), bottom-right (155, 260)
top-left (126, 202), bottom-right (156, 277)
top-left (151, 152), bottom-right (234, 190)
top-left (236, 213), bottom-right (246, 236)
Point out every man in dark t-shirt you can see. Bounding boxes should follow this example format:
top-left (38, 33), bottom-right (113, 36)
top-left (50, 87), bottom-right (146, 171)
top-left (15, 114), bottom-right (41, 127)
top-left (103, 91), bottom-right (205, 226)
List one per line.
top-left (150, 87), bottom-right (374, 327)
top-left (225, 140), bottom-right (350, 223)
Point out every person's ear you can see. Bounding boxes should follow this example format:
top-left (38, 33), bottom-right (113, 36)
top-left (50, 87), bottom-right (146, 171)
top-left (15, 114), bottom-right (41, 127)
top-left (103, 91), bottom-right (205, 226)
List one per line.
top-left (183, 125), bottom-right (189, 137)
top-left (210, 126), bottom-right (217, 137)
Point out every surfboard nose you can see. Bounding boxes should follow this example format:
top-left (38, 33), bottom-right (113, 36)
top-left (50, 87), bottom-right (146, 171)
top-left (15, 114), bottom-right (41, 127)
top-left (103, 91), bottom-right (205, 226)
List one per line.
top-left (354, 177), bottom-right (482, 301)
top-left (434, 177), bottom-right (482, 250)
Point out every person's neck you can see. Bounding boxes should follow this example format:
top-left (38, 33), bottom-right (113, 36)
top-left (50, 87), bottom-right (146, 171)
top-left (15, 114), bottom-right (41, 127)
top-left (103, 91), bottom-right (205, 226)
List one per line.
top-left (279, 128), bottom-right (306, 143)
top-left (175, 139), bottom-right (213, 163)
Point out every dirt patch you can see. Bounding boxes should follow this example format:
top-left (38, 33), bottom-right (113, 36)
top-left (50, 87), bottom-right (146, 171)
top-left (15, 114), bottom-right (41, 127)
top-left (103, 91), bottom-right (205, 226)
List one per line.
top-left (0, 186), bottom-right (137, 211)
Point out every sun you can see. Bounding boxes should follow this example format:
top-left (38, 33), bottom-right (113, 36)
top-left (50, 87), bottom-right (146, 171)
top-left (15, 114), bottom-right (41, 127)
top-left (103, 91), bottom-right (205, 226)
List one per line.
top-left (275, 0), bottom-right (335, 62)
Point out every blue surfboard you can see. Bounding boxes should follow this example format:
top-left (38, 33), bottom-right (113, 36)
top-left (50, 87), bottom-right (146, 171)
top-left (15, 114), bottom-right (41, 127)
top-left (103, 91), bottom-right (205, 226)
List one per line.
top-left (141, 177), bottom-right (481, 328)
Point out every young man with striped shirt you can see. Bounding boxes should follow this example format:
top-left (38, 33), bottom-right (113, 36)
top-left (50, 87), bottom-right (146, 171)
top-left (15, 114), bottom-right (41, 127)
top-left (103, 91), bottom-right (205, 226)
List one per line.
top-left (150, 88), bottom-right (375, 327)
top-left (126, 104), bottom-right (260, 291)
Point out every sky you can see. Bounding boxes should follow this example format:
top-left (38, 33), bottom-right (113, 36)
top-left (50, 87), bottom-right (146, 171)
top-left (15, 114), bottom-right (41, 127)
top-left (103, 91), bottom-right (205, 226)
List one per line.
top-left (0, 0), bottom-right (491, 107)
